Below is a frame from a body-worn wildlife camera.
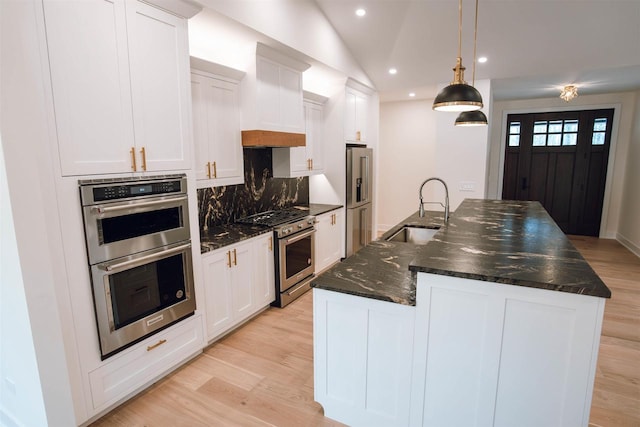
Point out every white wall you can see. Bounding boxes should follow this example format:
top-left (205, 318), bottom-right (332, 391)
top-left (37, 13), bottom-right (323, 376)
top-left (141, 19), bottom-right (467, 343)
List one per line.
top-left (0, 1), bottom-right (77, 425)
top-left (617, 90), bottom-right (640, 255)
top-left (487, 91), bottom-right (637, 240)
top-left (378, 80), bottom-right (491, 232)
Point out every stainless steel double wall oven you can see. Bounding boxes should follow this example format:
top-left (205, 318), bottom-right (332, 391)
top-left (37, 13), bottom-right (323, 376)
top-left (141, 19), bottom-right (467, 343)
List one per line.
top-left (80, 174), bottom-right (195, 359)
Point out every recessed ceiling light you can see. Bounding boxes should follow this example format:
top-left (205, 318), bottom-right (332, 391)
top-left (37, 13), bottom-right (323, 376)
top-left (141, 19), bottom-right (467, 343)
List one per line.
top-left (355, 8), bottom-right (366, 17)
top-left (478, 57), bottom-right (488, 63)
top-left (388, 68), bottom-right (397, 75)
top-left (409, 92), bottom-right (416, 97)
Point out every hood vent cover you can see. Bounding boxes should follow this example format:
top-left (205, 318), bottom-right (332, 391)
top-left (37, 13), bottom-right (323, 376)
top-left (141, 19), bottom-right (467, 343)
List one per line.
top-left (242, 130), bottom-right (305, 148)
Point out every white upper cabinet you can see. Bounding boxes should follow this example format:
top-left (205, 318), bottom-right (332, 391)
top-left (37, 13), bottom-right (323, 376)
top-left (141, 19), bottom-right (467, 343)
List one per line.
top-left (272, 93), bottom-right (327, 177)
top-left (241, 43), bottom-right (310, 134)
top-left (191, 59), bottom-right (245, 187)
top-left (345, 85), bottom-right (371, 144)
top-left (43, 0), bottom-right (194, 176)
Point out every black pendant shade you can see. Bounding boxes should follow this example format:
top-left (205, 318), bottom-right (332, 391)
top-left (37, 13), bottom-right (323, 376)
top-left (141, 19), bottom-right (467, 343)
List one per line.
top-left (433, 83), bottom-right (483, 112)
top-left (455, 109), bottom-right (488, 126)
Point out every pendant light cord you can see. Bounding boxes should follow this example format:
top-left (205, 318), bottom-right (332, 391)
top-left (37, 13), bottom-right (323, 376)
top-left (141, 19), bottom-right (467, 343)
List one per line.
top-left (472, 0), bottom-right (479, 85)
top-left (457, 0), bottom-right (463, 59)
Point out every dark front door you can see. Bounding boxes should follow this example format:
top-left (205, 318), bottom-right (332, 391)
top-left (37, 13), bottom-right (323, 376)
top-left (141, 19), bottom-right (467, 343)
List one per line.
top-left (502, 109), bottom-right (614, 236)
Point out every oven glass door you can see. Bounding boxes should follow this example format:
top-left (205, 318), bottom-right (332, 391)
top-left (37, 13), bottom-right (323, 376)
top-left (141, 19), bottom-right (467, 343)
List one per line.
top-left (91, 242), bottom-right (195, 358)
top-left (83, 194), bottom-right (190, 264)
top-left (279, 230), bottom-right (315, 291)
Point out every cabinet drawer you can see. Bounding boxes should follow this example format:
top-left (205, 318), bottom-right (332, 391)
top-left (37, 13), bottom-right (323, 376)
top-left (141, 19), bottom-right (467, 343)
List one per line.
top-left (88, 315), bottom-right (203, 410)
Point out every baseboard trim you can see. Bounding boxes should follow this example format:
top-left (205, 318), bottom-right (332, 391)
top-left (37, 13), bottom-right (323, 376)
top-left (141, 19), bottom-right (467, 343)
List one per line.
top-left (616, 233), bottom-right (640, 258)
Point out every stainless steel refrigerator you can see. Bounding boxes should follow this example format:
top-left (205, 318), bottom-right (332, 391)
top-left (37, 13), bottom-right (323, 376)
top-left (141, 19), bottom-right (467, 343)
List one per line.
top-left (346, 146), bottom-right (373, 257)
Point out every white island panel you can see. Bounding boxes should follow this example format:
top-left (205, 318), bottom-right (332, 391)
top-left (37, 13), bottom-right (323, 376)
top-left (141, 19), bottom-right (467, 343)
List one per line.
top-left (314, 288), bottom-right (415, 427)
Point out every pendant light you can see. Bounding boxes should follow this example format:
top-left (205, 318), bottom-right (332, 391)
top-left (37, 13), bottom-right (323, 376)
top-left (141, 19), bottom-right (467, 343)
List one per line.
top-left (455, 0), bottom-right (488, 126)
top-left (433, 0), bottom-right (483, 112)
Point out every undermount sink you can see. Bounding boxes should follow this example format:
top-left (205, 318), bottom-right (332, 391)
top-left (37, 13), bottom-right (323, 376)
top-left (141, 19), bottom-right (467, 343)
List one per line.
top-left (385, 226), bottom-right (440, 245)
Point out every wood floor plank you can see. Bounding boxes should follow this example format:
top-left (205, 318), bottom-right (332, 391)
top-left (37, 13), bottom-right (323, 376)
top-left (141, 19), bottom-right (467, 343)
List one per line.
top-left (91, 236), bottom-right (639, 427)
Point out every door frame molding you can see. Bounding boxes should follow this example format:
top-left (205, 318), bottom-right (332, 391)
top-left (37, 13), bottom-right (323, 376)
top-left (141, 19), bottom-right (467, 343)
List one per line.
top-left (496, 103), bottom-right (622, 238)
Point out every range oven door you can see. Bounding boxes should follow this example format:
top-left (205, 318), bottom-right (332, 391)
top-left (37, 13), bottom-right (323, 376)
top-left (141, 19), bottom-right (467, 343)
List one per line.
top-left (90, 241), bottom-right (195, 358)
top-left (82, 194), bottom-right (190, 264)
top-left (278, 228), bottom-right (315, 292)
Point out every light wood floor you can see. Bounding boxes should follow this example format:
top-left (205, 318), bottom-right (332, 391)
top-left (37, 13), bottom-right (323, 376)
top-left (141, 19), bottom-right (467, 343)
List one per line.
top-left (91, 236), bottom-right (639, 427)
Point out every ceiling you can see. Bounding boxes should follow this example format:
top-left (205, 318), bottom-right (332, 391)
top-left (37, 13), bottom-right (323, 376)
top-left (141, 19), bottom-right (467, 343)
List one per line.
top-left (314, 0), bottom-right (640, 102)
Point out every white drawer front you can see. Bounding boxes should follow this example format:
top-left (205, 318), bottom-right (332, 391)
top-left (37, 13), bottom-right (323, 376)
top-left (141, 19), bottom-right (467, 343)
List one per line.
top-left (89, 315), bottom-right (203, 410)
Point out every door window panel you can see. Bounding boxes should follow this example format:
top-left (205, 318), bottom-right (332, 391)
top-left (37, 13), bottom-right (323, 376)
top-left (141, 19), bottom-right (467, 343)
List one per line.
top-left (508, 121), bottom-right (521, 146)
top-left (592, 118), bottom-right (607, 145)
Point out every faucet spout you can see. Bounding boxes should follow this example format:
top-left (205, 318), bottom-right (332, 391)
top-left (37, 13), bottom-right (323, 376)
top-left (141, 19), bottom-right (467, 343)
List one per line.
top-left (418, 177), bottom-right (450, 222)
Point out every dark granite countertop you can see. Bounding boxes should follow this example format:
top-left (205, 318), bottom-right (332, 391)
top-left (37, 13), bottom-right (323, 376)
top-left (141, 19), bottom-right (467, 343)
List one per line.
top-left (200, 223), bottom-right (271, 254)
top-left (309, 203), bottom-right (342, 216)
top-left (200, 204), bottom-right (342, 254)
top-left (410, 199), bottom-right (611, 298)
top-left (311, 199), bottom-right (611, 305)
top-left (311, 210), bottom-right (445, 305)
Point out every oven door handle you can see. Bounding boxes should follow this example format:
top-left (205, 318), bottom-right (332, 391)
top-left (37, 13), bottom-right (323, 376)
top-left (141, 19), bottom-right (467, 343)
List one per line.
top-left (97, 243), bottom-right (191, 272)
top-left (91, 195), bottom-right (187, 214)
top-left (285, 229), bottom-right (315, 244)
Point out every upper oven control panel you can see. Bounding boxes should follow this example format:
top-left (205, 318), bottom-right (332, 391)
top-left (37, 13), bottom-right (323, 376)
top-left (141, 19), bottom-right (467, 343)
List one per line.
top-left (275, 216), bottom-right (316, 238)
top-left (79, 174), bottom-right (187, 205)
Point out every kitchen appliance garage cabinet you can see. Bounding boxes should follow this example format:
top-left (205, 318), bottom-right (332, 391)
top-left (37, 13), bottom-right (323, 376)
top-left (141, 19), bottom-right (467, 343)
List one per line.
top-left (190, 58), bottom-right (245, 187)
top-left (44, 0), bottom-right (193, 176)
top-left (273, 92), bottom-right (327, 177)
top-left (201, 233), bottom-right (275, 341)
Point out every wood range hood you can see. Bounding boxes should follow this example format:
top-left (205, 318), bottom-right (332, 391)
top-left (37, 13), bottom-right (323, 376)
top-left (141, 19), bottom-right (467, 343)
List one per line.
top-left (242, 130), bottom-right (305, 147)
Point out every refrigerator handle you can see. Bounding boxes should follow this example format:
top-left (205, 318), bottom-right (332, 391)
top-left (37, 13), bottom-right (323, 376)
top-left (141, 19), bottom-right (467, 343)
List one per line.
top-left (361, 156), bottom-right (369, 203)
top-left (360, 207), bottom-right (367, 246)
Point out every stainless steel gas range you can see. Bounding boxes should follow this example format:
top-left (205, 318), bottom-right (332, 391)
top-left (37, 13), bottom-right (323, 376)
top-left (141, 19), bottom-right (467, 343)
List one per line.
top-left (237, 208), bottom-right (315, 307)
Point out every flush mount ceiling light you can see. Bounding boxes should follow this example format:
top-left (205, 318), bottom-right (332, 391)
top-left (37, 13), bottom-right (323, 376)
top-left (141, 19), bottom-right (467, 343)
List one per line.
top-left (389, 68), bottom-right (397, 75)
top-left (455, 0), bottom-right (487, 126)
top-left (355, 8), bottom-right (366, 17)
top-left (560, 85), bottom-right (578, 102)
top-left (433, 0), bottom-right (483, 112)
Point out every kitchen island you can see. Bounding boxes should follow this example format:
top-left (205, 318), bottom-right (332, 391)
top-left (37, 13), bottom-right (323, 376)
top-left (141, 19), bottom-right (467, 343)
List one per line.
top-left (311, 199), bottom-right (610, 427)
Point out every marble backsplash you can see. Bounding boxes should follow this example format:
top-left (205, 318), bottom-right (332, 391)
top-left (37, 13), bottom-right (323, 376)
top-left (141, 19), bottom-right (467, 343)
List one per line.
top-left (197, 148), bottom-right (309, 231)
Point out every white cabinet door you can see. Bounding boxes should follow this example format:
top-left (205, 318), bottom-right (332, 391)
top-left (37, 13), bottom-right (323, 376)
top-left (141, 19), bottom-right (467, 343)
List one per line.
top-left (230, 241), bottom-right (254, 321)
top-left (44, 0), bottom-right (135, 176)
top-left (345, 87), bottom-right (369, 143)
top-left (254, 233), bottom-right (276, 307)
top-left (315, 210), bottom-right (343, 273)
top-left (202, 249), bottom-right (234, 338)
top-left (191, 72), bottom-right (243, 185)
top-left (306, 101), bottom-right (324, 172)
top-left (126, 1), bottom-right (191, 172)
top-left (272, 100), bottom-right (325, 178)
top-left (254, 55), bottom-right (305, 134)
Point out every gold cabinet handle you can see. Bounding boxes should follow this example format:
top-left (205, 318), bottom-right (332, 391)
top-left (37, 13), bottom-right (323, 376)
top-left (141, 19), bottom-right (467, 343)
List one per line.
top-left (227, 251), bottom-right (231, 268)
top-left (233, 248), bottom-right (237, 265)
top-left (212, 161), bottom-right (217, 178)
top-left (206, 162), bottom-right (211, 178)
top-left (130, 147), bottom-right (137, 171)
top-left (147, 339), bottom-right (167, 352)
top-left (140, 147), bottom-right (147, 171)
top-left (310, 158), bottom-right (313, 170)
top-left (269, 236), bottom-right (273, 251)
top-left (356, 131), bottom-right (361, 141)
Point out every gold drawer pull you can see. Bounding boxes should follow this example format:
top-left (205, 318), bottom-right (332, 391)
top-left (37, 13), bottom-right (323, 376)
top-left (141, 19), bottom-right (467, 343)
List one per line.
top-left (140, 146), bottom-right (147, 171)
top-left (206, 162), bottom-right (211, 178)
top-left (227, 251), bottom-right (232, 268)
top-left (233, 248), bottom-right (237, 265)
top-left (147, 339), bottom-right (167, 352)
top-left (213, 161), bottom-right (217, 178)
top-left (130, 147), bottom-right (137, 171)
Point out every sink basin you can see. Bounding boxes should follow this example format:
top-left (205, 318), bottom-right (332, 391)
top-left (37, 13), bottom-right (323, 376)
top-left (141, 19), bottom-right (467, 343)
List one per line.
top-left (385, 226), bottom-right (440, 245)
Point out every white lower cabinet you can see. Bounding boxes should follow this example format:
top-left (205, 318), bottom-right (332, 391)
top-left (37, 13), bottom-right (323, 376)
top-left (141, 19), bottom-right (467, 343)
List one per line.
top-left (315, 209), bottom-right (343, 273)
top-left (202, 233), bottom-right (275, 341)
top-left (314, 289), bottom-right (416, 427)
top-left (88, 314), bottom-right (203, 411)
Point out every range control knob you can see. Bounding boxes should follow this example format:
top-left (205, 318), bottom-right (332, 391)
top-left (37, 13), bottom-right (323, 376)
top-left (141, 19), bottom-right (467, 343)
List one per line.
top-left (298, 224), bottom-right (304, 229)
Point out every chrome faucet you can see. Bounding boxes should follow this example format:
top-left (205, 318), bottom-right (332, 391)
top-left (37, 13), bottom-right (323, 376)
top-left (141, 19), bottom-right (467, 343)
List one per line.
top-left (419, 177), bottom-right (449, 222)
